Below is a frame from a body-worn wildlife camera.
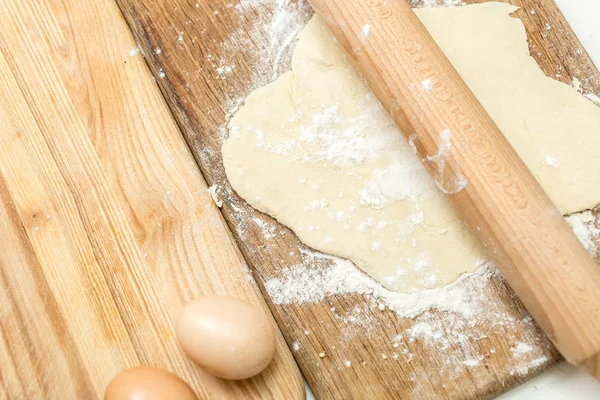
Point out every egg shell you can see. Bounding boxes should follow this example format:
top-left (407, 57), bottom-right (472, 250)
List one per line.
top-left (176, 296), bottom-right (276, 380)
top-left (104, 366), bottom-right (197, 400)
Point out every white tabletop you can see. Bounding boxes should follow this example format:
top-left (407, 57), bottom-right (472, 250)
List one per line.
top-left (306, 1), bottom-right (600, 398)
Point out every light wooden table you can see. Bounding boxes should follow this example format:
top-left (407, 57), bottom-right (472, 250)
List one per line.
top-left (0, 0), bottom-right (303, 398)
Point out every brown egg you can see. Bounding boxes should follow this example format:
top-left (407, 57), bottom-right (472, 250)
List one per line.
top-left (104, 367), bottom-right (197, 400)
top-left (176, 296), bottom-right (276, 380)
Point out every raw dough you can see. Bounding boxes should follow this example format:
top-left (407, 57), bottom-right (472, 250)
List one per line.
top-left (223, 3), bottom-right (600, 293)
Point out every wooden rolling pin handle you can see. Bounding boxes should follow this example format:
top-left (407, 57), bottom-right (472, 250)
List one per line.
top-left (308, 0), bottom-right (600, 380)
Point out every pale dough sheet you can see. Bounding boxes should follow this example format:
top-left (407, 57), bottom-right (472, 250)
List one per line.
top-left (223, 3), bottom-right (600, 293)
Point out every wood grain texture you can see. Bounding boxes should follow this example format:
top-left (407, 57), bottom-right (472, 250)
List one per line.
top-left (114, 0), bottom-right (600, 398)
top-left (0, 0), bottom-right (303, 398)
top-left (308, 0), bottom-right (600, 378)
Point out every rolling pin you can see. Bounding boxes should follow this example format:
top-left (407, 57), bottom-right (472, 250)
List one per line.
top-left (307, 0), bottom-right (600, 380)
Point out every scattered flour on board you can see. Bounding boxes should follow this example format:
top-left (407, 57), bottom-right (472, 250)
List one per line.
top-left (265, 249), bottom-right (496, 318)
top-left (511, 341), bottom-right (534, 354)
top-left (394, 305), bottom-right (552, 381)
top-left (253, 217), bottom-right (277, 240)
top-left (216, 57), bottom-right (235, 79)
top-left (510, 356), bottom-right (549, 376)
top-left (572, 77), bottom-right (584, 92)
top-left (128, 47), bottom-right (140, 56)
top-left (572, 77), bottom-right (600, 105)
top-left (585, 92), bottom-right (600, 105)
top-left (266, 212), bottom-right (599, 312)
top-left (566, 211), bottom-right (600, 256)
top-left (208, 184), bottom-right (223, 207)
top-left (231, 0), bottom-right (312, 83)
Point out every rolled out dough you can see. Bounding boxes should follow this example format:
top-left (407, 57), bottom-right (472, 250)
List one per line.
top-left (222, 3), bottom-right (600, 293)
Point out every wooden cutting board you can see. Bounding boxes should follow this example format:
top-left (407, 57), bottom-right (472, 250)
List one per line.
top-left (0, 0), bottom-right (303, 398)
top-left (113, 0), bottom-right (600, 398)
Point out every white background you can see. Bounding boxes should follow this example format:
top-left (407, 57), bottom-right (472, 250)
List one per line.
top-left (306, 0), bottom-right (600, 398)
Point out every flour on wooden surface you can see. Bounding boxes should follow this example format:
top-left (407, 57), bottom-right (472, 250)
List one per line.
top-left (208, 184), bottom-right (223, 207)
top-left (400, 310), bottom-right (552, 382)
top-left (266, 249), bottom-right (497, 318)
top-left (511, 341), bottom-right (534, 354)
top-left (566, 211), bottom-right (600, 256)
top-left (128, 47), bottom-right (141, 56)
top-left (585, 92), bottom-right (600, 105)
top-left (232, 0), bottom-right (311, 83)
top-left (253, 217), bottom-right (277, 240)
top-left (572, 77), bottom-right (600, 105)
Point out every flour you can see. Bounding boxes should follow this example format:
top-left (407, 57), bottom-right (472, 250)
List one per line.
top-left (359, 158), bottom-right (438, 209)
top-left (128, 47), bottom-right (140, 57)
top-left (297, 104), bottom-right (382, 168)
top-left (463, 358), bottom-right (482, 367)
top-left (240, 96), bottom-right (406, 170)
top-left (275, 95), bottom-right (440, 209)
top-left (231, 0), bottom-right (312, 84)
top-left (361, 24), bottom-right (371, 39)
top-left (572, 77), bottom-right (583, 92)
top-left (208, 184), bottom-right (223, 207)
top-left (398, 303), bottom-right (551, 381)
top-left (262, 214), bottom-right (589, 382)
top-left (215, 57), bottom-right (235, 79)
top-left (253, 217), bottom-right (277, 240)
top-left (426, 129), bottom-right (452, 171)
top-left (511, 341), bottom-right (534, 354)
top-left (424, 129), bottom-right (468, 194)
top-left (585, 92), bottom-right (600, 105)
top-left (572, 77), bottom-right (600, 105)
top-left (265, 248), bottom-right (497, 318)
top-left (543, 153), bottom-right (559, 168)
top-left (566, 211), bottom-right (600, 256)
top-left (510, 356), bottom-right (549, 376)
